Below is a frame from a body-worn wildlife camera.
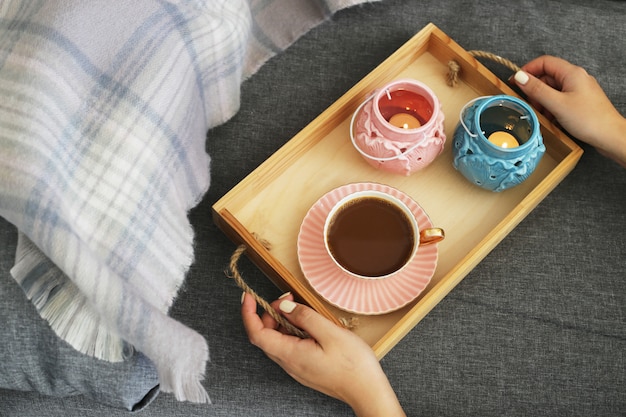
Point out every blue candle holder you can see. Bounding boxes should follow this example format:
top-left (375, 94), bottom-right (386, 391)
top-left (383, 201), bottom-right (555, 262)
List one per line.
top-left (452, 95), bottom-right (546, 192)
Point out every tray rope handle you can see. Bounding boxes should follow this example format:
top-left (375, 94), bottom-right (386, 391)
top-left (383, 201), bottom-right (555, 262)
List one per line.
top-left (447, 50), bottom-right (522, 87)
top-left (226, 234), bottom-right (358, 339)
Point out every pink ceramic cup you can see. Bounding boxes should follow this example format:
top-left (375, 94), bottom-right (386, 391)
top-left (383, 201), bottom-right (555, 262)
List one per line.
top-left (350, 79), bottom-right (446, 176)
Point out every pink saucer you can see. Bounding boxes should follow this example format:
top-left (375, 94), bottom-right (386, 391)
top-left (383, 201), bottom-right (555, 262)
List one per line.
top-left (297, 182), bottom-right (439, 315)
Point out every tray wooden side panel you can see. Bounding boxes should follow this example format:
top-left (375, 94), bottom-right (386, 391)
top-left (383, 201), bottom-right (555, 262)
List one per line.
top-left (428, 27), bottom-right (511, 97)
top-left (213, 208), bottom-right (343, 326)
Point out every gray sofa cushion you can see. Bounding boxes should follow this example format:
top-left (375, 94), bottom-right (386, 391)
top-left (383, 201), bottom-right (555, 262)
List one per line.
top-left (1, 0), bottom-right (625, 415)
top-left (0, 218), bottom-right (160, 410)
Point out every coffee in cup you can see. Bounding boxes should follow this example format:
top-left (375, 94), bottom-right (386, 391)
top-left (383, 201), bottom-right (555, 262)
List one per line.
top-left (324, 190), bottom-right (444, 278)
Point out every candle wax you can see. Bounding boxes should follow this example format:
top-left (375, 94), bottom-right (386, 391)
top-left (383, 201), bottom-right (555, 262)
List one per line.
top-left (488, 131), bottom-right (519, 148)
top-left (389, 112), bottom-right (421, 129)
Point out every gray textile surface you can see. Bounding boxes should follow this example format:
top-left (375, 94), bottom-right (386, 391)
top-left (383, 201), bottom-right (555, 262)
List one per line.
top-left (0, 221), bottom-right (161, 411)
top-left (1, 0), bottom-right (625, 415)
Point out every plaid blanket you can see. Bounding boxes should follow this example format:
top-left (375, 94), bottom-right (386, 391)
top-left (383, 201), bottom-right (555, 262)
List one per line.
top-left (0, 0), bottom-right (373, 403)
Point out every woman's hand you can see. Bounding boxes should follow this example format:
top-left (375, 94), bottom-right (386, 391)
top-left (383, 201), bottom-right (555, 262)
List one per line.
top-left (241, 293), bottom-right (406, 417)
top-left (512, 55), bottom-right (626, 167)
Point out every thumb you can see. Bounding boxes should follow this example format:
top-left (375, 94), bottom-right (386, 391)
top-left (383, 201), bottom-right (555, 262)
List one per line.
top-left (278, 300), bottom-right (343, 345)
top-left (513, 70), bottom-right (563, 119)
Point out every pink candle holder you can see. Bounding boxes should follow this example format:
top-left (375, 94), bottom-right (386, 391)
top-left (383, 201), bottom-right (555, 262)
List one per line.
top-left (350, 79), bottom-right (446, 176)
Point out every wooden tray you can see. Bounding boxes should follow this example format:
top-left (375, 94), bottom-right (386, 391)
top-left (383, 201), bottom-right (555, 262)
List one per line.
top-left (212, 23), bottom-right (582, 358)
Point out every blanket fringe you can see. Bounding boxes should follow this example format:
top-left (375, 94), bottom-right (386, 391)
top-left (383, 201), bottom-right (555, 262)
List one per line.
top-left (12, 233), bottom-right (212, 403)
top-left (161, 373), bottom-right (211, 404)
top-left (153, 322), bottom-right (211, 403)
top-left (10, 233), bottom-right (129, 362)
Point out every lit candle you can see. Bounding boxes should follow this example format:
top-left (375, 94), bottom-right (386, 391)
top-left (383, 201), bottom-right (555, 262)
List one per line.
top-left (488, 131), bottom-right (519, 148)
top-left (389, 112), bottom-right (421, 130)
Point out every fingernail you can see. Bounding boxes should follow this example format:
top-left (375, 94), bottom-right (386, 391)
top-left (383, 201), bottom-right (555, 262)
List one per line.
top-left (241, 292), bottom-right (246, 304)
top-left (279, 291), bottom-right (292, 299)
top-left (514, 70), bottom-right (529, 85)
top-left (279, 299), bottom-right (297, 314)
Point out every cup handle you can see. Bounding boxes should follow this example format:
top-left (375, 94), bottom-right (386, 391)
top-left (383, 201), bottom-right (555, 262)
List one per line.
top-left (419, 227), bottom-right (445, 246)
